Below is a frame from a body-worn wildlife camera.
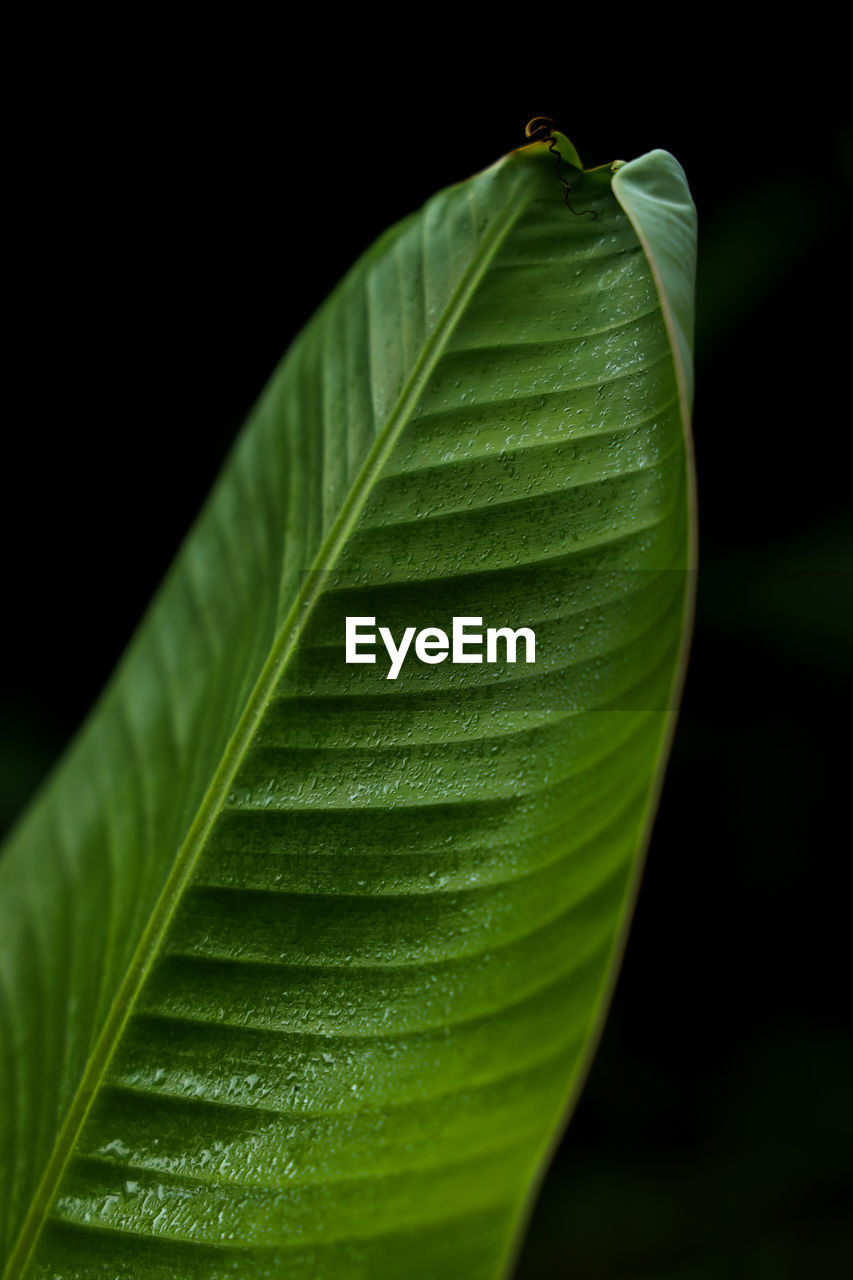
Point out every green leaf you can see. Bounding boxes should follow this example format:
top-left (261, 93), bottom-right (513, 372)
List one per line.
top-left (0, 138), bottom-right (696, 1279)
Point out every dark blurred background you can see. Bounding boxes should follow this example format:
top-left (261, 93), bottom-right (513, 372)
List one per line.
top-left (3, 32), bottom-right (851, 1278)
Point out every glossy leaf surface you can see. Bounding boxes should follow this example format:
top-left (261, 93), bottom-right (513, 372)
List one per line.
top-left (0, 138), bottom-right (696, 1279)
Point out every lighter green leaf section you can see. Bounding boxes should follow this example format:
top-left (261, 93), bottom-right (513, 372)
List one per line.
top-left (613, 150), bottom-right (698, 408)
top-left (0, 141), bottom-right (696, 1279)
top-left (550, 130), bottom-right (583, 171)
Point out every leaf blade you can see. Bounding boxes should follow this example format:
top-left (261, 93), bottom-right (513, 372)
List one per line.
top-left (1, 142), bottom-right (696, 1279)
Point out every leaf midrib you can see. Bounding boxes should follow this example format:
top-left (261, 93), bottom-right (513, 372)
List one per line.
top-left (5, 165), bottom-right (536, 1279)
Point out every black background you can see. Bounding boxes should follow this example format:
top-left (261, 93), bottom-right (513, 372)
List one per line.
top-left (4, 32), bottom-right (852, 1278)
